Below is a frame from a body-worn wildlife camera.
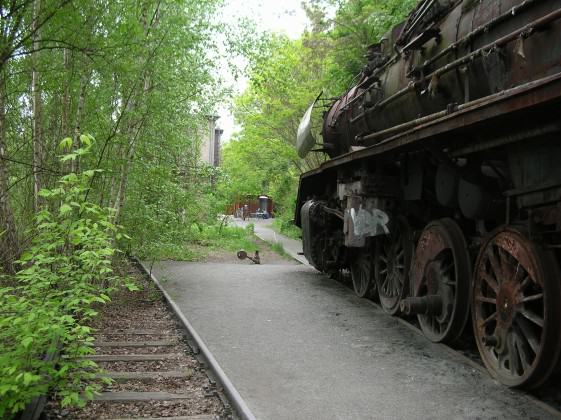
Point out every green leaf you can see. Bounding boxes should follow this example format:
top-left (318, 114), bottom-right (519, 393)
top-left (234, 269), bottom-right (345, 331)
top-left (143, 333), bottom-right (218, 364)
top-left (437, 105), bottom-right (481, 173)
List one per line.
top-left (21, 337), bottom-right (33, 348)
top-left (38, 189), bottom-right (53, 198)
top-left (60, 204), bottom-right (72, 215)
top-left (58, 137), bottom-right (73, 150)
top-left (19, 251), bottom-right (33, 261)
top-left (125, 282), bottom-right (140, 292)
top-left (84, 387), bottom-right (94, 400)
top-left (60, 153), bottom-right (77, 162)
top-left (22, 372), bottom-right (39, 386)
top-left (79, 134), bottom-right (93, 147)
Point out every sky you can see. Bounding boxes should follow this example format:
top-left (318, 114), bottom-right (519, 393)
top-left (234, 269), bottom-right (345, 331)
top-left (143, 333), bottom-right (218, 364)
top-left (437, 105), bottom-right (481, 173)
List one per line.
top-left (215, 0), bottom-right (311, 142)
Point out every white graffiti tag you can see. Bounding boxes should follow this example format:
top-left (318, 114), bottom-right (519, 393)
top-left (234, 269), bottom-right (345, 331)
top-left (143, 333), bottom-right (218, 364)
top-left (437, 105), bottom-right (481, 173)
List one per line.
top-left (350, 206), bottom-right (390, 237)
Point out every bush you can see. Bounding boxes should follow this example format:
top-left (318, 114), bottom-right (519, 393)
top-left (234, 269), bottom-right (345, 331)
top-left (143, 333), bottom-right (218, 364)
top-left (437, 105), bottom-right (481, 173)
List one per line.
top-left (0, 143), bottom-right (129, 417)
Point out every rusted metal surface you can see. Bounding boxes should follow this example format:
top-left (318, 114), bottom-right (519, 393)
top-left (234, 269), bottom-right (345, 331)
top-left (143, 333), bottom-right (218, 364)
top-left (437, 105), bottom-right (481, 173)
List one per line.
top-left (408, 219), bottom-right (471, 344)
top-left (315, 0), bottom-right (561, 159)
top-left (472, 228), bottom-right (561, 388)
top-left (294, 0), bottom-right (561, 390)
top-left (237, 250), bottom-right (260, 264)
top-left (400, 295), bottom-right (443, 316)
top-left (375, 217), bottom-right (412, 315)
top-left (299, 70), bottom-right (561, 185)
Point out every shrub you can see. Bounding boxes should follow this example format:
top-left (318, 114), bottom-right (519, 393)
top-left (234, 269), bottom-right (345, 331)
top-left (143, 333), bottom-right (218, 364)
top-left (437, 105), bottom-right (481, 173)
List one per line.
top-left (0, 138), bottom-right (128, 417)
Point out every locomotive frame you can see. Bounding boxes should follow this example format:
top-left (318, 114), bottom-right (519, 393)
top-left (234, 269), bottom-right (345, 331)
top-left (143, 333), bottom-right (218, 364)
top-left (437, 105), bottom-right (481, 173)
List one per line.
top-left (295, 0), bottom-right (561, 389)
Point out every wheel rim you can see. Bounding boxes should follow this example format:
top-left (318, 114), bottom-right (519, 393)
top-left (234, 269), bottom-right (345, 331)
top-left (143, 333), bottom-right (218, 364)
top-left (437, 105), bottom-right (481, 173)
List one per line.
top-left (410, 218), bottom-right (471, 343)
top-left (310, 234), bottom-right (326, 272)
top-left (350, 249), bottom-right (374, 298)
top-left (375, 217), bottom-right (412, 315)
top-left (472, 227), bottom-right (561, 388)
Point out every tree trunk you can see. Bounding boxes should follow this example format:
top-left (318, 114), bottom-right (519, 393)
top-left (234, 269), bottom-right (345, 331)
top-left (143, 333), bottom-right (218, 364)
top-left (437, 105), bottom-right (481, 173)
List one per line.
top-left (112, 145), bottom-right (134, 226)
top-left (60, 48), bottom-right (71, 138)
top-left (111, 1), bottom-right (159, 224)
top-left (71, 70), bottom-right (90, 173)
top-left (0, 71), bottom-right (19, 273)
top-left (31, 0), bottom-right (43, 211)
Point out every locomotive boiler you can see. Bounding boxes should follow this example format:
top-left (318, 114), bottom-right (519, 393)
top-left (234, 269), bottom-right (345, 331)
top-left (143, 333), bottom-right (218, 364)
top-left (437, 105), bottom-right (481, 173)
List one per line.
top-left (295, 0), bottom-right (561, 388)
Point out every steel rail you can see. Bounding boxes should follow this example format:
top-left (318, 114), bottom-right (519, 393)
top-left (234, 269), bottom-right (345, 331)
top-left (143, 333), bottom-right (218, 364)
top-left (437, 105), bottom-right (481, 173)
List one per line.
top-left (133, 257), bottom-right (257, 420)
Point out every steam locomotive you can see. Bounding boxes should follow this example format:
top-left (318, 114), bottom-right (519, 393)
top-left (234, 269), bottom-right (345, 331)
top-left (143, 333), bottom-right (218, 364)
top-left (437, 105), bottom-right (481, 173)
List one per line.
top-left (294, 0), bottom-right (561, 388)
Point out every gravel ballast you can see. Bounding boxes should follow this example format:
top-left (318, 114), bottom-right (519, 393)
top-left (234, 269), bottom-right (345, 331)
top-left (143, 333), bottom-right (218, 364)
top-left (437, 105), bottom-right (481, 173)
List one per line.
top-left (43, 264), bottom-right (227, 419)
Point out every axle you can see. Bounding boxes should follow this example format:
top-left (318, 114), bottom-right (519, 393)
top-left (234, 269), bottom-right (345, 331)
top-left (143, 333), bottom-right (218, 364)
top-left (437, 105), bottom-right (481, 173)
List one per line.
top-left (400, 295), bottom-right (443, 316)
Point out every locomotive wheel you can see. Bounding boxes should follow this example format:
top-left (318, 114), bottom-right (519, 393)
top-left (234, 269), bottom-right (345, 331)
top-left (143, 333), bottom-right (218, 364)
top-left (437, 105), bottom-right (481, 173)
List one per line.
top-left (309, 233), bottom-right (326, 272)
top-left (350, 248), bottom-right (375, 298)
top-left (408, 218), bottom-right (471, 343)
top-left (375, 217), bottom-right (412, 315)
top-left (472, 227), bottom-right (561, 388)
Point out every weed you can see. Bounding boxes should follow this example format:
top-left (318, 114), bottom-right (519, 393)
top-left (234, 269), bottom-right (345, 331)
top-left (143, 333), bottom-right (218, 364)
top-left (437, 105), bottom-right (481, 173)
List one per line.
top-left (271, 216), bottom-right (301, 240)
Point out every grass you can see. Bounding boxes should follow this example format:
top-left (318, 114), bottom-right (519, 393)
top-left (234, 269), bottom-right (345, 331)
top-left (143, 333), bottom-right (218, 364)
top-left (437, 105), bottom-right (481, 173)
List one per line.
top-left (136, 221), bottom-right (296, 262)
top-left (140, 242), bottom-right (205, 261)
top-left (136, 223), bottom-right (260, 261)
top-left (191, 224), bottom-right (259, 253)
top-left (271, 216), bottom-right (301, 240)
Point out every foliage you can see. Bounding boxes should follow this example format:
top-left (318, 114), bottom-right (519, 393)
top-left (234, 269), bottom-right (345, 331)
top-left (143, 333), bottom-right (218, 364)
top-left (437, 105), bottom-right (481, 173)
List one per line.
top-left (233, 34), bottom-right (331, 169)
top-left (217, 34), bottom-right (327, 222)
top-left (223, 0), bottom-right (416, 225)
top-left (271, 216), bottom-right (301, 241)
top-left (135, 222), bottom-right (260, 261)
top-left (122, 162), bottom-right (223, 259)
top-left (325, 0), bottom-right (418, 91)
top-left (0, 0), bottom-right (228, 267)
top-left (218, 134), bottom-right (299, 212)
top-left (0, 0), bottom-right (421, 413)
top-left (191, 224), bottom-right (259, 253)
top-left (0, 144), bottom-right (126, 417)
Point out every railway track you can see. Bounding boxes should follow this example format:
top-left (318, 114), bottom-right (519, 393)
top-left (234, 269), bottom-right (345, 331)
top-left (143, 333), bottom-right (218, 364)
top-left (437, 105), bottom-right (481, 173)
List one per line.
top-left (43, 262), bottom-right (239, 420)
top-left (334, 271), bottom-right (561, 418)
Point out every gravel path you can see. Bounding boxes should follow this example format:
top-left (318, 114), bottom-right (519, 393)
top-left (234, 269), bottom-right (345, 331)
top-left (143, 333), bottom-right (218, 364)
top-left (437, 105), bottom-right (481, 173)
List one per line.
top-left (150, 261), bottom-right (560, 420)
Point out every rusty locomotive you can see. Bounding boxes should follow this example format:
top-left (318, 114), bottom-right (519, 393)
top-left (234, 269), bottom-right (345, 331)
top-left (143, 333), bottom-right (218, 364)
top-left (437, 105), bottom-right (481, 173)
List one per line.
top-left (295, 0), bottom-right (561, 388)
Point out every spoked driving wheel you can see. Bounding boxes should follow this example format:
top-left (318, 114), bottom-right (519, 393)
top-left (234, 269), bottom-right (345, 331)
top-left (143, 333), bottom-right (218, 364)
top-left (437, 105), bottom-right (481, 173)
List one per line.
top-left (375, 217), bottom-right (413, 315)
top-left (472, 227), bottom-right (561, 388)
top-left (403, 218), bottom-right (471, 343)
top-left (350, 246), bottom-right (376, 298)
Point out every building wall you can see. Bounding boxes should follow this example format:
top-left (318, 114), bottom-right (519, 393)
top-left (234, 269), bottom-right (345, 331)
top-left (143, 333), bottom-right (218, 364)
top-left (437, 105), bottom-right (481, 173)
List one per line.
top-left (214, 128), bottom-right (223, 166)
top-left (200, 116), bottom-right (221, 167)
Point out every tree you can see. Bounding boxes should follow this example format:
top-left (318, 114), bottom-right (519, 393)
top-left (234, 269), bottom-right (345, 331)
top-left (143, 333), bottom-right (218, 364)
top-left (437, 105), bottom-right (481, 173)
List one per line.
top-left (0, 0), bottom-right (230, 269)
top-left (225, 0), bottom-right (417, 222)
